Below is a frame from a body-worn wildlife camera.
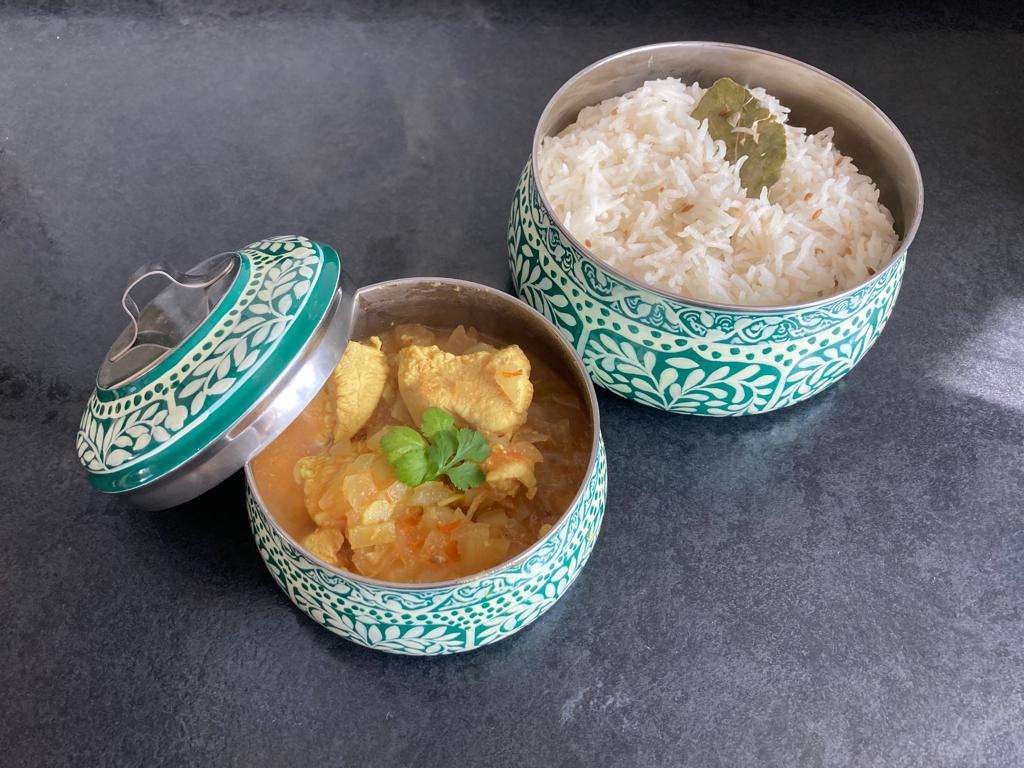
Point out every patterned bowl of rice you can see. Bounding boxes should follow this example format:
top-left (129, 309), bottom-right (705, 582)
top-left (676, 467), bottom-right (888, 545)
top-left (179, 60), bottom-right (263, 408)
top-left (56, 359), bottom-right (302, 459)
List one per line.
top-left (508, 42), bottom-right (923, 416)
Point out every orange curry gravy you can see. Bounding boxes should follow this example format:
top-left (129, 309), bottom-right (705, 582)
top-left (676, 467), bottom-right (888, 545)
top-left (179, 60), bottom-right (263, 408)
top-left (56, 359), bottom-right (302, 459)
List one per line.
top-left (251, 324), bottom-right (590, 583)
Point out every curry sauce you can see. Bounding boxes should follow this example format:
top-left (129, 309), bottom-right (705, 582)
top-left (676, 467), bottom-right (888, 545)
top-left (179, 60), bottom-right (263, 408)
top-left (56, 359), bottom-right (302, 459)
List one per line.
top-left (251, 324), bottom-right (591, 583)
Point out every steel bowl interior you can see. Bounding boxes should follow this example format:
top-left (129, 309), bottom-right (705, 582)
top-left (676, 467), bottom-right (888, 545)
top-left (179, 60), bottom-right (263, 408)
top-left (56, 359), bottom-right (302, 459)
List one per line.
top-left (531, 41), bottom-right (924, 313)
top-left (245, 277), bottom-right (602, 592)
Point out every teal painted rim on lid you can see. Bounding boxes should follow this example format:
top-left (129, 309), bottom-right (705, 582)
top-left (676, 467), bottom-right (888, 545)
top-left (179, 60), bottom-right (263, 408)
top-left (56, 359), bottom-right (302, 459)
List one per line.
top-left (77, 235), bottom-right (341, 494)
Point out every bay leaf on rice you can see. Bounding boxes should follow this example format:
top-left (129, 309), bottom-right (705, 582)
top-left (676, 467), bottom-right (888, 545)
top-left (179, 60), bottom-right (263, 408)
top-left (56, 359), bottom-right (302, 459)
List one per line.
top-left (692, 77), bottom-right (786, 196)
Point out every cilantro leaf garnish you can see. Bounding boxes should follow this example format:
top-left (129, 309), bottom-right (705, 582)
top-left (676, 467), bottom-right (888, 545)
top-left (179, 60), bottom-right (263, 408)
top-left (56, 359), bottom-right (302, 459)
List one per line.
top-left (420, 406), bottom-right (455, 438)
top-left (455, 428), bottom-right (490, 463)
top-left (446, 462), bottom-right (486, 491)
top-left (381, 408), bottom-right (490, 491)
top-left (379, 425), bottom-right (427, 457)
top-left (379, 426), bottom-right (432, 486)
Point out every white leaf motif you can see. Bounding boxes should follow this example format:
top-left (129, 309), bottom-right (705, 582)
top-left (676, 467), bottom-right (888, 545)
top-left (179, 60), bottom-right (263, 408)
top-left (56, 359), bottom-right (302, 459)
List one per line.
top-left (206, 377), bottom-right (235, 396)
top-left (179, 378), bottom-right (205, 399)
top-left (106, 448), bottom-right (132, 467)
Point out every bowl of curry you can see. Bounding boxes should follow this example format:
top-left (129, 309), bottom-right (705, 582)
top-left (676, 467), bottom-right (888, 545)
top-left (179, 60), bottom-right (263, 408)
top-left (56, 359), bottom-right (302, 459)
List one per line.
top-left (246, 278), bottom-right (606, 655)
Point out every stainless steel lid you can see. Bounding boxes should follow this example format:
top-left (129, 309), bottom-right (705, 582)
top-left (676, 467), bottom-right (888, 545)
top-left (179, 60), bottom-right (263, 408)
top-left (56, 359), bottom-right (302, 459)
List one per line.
top-left (76, 235), bottom-right (353, 510)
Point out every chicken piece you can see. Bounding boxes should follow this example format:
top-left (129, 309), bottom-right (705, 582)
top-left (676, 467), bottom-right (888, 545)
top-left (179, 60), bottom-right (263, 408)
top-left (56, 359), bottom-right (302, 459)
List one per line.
top-left (295, 450), bottom-right (354, 526)
top-left (485, 441), bottom-right (544, 498)
top-left (325, 337), bottom-right (388, 443)
top-left (397, 344), bottom-right (533, 434)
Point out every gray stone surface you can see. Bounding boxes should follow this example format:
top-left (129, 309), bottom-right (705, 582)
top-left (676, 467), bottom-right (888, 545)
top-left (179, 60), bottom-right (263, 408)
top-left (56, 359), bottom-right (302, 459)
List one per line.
top-left (1, 2), bottom-right (1022, 766)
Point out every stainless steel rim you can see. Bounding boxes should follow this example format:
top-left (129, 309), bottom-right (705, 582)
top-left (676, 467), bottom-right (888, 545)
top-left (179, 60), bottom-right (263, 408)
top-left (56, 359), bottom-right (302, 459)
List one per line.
top-left (530, 41), bottom-right (924, 315)
top-left (245, 277), bottom-right (603, 593)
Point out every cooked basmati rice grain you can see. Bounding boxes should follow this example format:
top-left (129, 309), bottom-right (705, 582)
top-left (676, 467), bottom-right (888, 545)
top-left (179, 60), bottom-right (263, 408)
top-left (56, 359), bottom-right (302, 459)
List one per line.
top-left (537, 78), bottom-right (898, 306)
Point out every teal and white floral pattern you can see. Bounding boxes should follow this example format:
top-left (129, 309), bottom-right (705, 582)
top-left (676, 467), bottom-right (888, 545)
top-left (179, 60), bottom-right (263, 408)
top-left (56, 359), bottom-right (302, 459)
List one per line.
top-left (78, 235), bottom-right (340, 492)
top-left (508, 164), bottom-right (905, 416)
top-left (248, 442), bottom-right (607, 655)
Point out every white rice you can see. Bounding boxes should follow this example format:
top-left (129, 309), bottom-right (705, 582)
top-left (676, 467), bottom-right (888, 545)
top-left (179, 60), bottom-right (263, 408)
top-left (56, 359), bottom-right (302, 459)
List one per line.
top-left (537, 78), bottom-right (898, 306)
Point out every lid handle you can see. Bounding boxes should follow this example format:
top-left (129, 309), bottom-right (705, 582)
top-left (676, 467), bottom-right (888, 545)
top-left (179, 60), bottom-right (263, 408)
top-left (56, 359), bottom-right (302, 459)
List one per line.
top-left (109, 256), bottom-right (237, 363)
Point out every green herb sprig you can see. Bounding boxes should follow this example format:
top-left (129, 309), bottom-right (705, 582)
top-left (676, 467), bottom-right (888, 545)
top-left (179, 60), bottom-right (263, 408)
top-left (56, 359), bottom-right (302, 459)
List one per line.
top-left (380, 407), bottom-right (491, 491)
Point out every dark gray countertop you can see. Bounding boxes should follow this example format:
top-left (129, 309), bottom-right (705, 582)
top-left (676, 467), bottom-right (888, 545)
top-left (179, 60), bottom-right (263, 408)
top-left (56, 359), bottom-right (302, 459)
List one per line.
top-left (2, 2), bottom-right (1022, 766)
